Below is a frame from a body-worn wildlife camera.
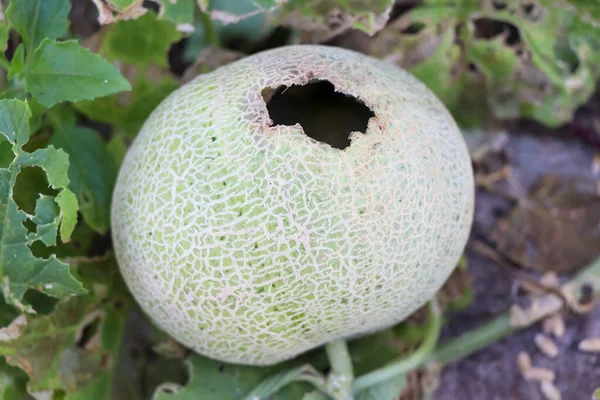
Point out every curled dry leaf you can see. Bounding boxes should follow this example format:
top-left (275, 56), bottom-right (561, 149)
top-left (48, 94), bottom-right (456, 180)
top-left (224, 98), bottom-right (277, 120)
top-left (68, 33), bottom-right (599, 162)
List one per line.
top-left (275, 0), bottom-right (395, 43)
top-left (90, 0), bottom-right (147, 25)
top-left (509, 293), bottom-right (563, 328)
top-left (0, 315), bottom-right (27, 342)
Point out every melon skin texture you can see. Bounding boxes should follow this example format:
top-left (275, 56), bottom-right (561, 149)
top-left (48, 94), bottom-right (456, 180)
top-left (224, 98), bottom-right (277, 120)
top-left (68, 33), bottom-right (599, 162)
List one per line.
top-left (111, 45), bottom-right (474, 366)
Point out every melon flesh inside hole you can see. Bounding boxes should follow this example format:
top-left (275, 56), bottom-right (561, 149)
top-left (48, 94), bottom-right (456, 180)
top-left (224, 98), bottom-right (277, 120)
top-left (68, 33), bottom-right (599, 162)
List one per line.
top-left (262, 80), bottom-right (375, 150)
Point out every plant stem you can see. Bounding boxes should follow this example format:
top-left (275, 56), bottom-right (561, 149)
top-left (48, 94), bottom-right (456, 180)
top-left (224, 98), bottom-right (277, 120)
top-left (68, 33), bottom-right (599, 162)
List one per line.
top-left (325, 339), bottom-right (354, 400)
top-left (429, 255), bottom-right (600, 365)
top-left (352, 300), bottom-right (442, 394)
top-left (429, 313), bottom-right (513, 365)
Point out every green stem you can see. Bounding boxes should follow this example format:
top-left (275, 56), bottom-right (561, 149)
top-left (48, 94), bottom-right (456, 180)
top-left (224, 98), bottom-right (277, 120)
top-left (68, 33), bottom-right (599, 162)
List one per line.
top-left (428, 255), bottom-right (600, 365)
top-left (428, 313), bottom-right (513, 365)
top-left (352, 300), bottom-right (442, 394)
top-left (325, 339), bottom-right (354, 400)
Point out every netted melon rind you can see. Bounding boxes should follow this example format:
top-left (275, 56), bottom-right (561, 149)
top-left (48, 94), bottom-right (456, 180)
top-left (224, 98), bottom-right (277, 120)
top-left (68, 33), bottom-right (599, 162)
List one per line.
top-left (111, 45), bottom-right (474, 366)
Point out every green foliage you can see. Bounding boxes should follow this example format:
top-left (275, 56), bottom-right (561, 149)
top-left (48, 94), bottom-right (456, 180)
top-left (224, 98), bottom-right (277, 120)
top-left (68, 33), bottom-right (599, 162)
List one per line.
top-left (101, 12), bottom-right (182, 68)
top-left (0, 255), bottom-right (130, 396)
top-left (369, 0), bottom-right (600, 127)
top-left (49, 125), bottom-right (117, 234)
top-left (26, 39), bottom-right (131, 107)
top-left (6, 0), bottom-right (70, 55)
top-left (0, 99), bottom-right (85, 312)
top-left (153, 355), bottom-right (311, 400)
top-left (156, 0), bottom-right (195, 25)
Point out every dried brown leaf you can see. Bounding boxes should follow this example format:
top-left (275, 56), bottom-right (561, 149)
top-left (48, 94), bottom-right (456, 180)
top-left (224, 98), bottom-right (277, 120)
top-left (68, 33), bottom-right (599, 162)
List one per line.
top-left (0, 315), bottom-right (27, 342)
top-left (492, 175), bottom-right (600, 273)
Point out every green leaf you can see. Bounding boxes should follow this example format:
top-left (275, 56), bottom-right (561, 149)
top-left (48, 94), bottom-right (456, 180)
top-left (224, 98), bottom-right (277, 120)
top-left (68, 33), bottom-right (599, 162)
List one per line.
top-left (153, 355), bottom-right (311, 400)
top-left (49, 126), bottom-right (117, 234)
top-left (24, 39), bottom-right (131, 108)
top-left (0, 99), bottom-right (85, 312)
top-left (0, 254), bottom-right (130, 396)
top-left (7, 44), bottom-right (24, 80)
top-left (102, 12), bottom-right (182, 68)
top-left (355, 374), bottom-right (407, 400)
top-left (157, 0), bottom-right (195, 26)
top-left (278, 0), bottom-right (395, 38)
top-left (74, 75), bottom-right (178, 137)
top-left (6, 0), bottom-right (70, 54)
top-left (122, 76), bottom-right (179, 136)
top-left (0, 356), bottom-right (28, 400)
top-left (0, 22), bottom-right (9, 68)
top-left (243, 365), bottom-right (324, 400)
top-left (107, 135), bottom-right (129, 170)
top-left (153, 356), bottom-right (270, 400)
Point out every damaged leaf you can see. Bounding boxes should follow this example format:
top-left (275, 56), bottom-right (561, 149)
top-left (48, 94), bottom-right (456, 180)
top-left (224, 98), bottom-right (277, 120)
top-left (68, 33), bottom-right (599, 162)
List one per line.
top-left (153, 354), bottom-right (310, 400)
top-left (366, 0), bottom-right (600, 127)
top-left (0, 254), bottom-right (130, 397)
top-left (0, 99), bottom-right (85, 312)
top-left (277, 0), bottom-right (395, 42)
top-left (155, 0), bottom-right (195, 27)
top-left (90, 0), bottom-right (147, 25)
top-left (492, 174), bottom-right (600, 273)
top-left (199, 0), bottom-right (279, 25)
top-left (49, 126), bottom-right (118, 235)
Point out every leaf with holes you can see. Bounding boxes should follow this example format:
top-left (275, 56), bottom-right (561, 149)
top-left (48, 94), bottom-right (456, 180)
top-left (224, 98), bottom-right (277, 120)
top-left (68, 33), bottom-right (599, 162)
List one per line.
top-left (49, 126), bottom-right (117, 234)
top-left (6, 0), bottom-right (70, 54)
top-left (0, 99), bottom-right (85, 313)
top-left (277, 0), bottom-right (395, 41)
top-left (366, 0), bottom-right (600, 127)
top-left (24, 39), bottom-right (131, 108)
top-left (0, 254), bottom-right (130, 397)
top-left (153, 354), bottom-right (312, 400)
top-left (156, 0), bottom-right (195, 26)
top-left (90, 0), bottom-right (147, 25)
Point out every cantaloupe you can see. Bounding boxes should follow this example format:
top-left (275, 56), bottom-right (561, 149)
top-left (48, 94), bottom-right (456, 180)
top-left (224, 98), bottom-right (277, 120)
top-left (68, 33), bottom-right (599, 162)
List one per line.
top-left (111, 45), bottom-right (474, 366)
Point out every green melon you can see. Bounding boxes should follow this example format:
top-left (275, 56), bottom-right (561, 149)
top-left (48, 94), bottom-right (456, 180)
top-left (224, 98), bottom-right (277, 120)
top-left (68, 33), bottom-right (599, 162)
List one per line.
top-left (111, 45), bottom-right (474, 366)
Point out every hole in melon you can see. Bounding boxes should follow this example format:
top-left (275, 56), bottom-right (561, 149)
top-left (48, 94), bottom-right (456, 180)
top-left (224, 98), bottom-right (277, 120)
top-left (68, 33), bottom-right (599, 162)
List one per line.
top-left (262, 80), bottom-right (374, 150)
